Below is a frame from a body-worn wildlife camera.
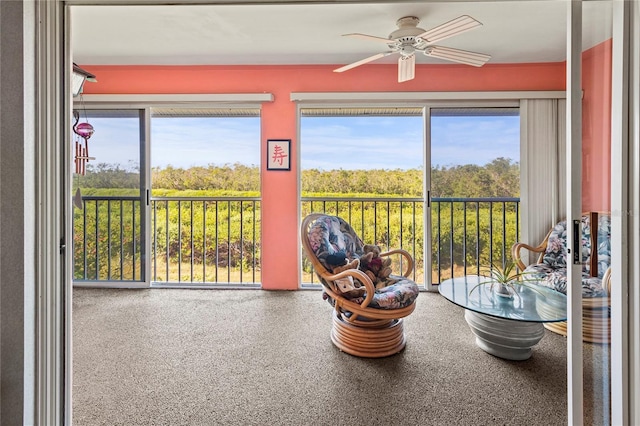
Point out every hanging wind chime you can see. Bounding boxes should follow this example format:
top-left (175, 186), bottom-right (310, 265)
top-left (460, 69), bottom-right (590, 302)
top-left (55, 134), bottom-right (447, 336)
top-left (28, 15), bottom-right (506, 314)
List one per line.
top-left (71, 64), bottom-right (97, 209)
top-left (73, 109), bottom-right (95, 209)
top-left (73, 109), bottom-right (95, 175)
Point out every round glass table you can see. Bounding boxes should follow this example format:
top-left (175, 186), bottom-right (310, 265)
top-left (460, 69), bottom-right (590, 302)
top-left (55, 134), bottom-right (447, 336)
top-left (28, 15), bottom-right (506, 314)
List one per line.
top-left (439, 275), bottom-right (567, 360)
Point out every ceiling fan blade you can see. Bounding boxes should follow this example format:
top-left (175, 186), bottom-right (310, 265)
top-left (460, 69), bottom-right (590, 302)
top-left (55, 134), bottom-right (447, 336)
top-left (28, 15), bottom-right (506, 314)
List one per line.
top-left (398, 54), bottom-right (415, 83)
top-left (342, 33), bottom-right (393, 44)
top-left (425, 45), bottom-right (491, 67)
top-left (416, 15), bottom-right (482, 43)
top-left (334, 51), bottom-right (395, 73)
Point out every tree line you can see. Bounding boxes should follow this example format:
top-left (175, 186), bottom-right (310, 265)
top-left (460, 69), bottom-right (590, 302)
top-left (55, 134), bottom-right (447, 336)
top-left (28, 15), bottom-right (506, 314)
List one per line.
top-left (81, 157), bottom-right (520, 198)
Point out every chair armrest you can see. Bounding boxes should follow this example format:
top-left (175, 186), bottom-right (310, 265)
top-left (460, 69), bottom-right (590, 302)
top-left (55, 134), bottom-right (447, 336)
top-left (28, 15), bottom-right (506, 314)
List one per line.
top-left (380, 249), bottom-right (415, 278)
top-left (325, 268), bottom-right (376, 308)
top-left (512, 242), bottom-right (547, 270)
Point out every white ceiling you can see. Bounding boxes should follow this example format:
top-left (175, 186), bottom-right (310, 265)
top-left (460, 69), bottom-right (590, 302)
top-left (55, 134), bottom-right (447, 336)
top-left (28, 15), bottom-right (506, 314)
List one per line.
top-left (71, 1), bottom-right (612, 67)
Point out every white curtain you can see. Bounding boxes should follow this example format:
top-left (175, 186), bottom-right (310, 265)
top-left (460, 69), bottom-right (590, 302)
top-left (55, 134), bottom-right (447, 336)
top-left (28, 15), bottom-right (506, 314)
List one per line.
top-left (519, 98), bottom-right (566, 264)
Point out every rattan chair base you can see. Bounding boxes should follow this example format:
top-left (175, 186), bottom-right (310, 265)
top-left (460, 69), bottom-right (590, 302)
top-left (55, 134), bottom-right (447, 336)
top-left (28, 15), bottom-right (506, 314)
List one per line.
top-left (543, 307), bottom-right (610, 344)
top-left (330, 310), bottom-right (406, 358)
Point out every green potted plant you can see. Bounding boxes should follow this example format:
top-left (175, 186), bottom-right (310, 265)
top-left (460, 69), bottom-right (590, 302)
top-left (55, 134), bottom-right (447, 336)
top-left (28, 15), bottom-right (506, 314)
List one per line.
top-left (470, 260), bottom-right (539, 300)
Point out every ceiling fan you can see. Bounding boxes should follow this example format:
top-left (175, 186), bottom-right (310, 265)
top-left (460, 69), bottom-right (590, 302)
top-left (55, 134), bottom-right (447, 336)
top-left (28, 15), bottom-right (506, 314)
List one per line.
top-left (334, 15), bottom-right (491, 83)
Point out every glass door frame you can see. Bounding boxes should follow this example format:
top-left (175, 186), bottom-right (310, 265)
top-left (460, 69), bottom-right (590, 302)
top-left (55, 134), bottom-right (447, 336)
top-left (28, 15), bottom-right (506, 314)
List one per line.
top-left (423, 100), bottom-right (521, 292)
top-left (69, 104), bottom-right (149, 288)
top-left (609, 1), bottom-right (639, 424)
top-left (75, 96), bottom-right (270, 289)
top-left (296, 102), bottom-right (428, 289)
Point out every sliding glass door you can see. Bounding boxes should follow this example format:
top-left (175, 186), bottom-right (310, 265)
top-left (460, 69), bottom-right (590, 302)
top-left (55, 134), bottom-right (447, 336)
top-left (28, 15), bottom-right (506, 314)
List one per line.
top-left (71, 109), bottom-right (146, 285)
top-left (149, 108), bottom-right (261, 286)
top-left (427, 106), bottom-right (520, 285)
top-left (72, 106), bottom-right (263, 287)
top-left (299, 107), bottom-right (426, 286)
top-left (579, 1), bottom-right (613, 424)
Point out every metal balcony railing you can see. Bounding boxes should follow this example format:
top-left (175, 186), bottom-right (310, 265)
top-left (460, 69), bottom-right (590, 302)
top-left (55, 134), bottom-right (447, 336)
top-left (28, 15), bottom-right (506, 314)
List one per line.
top-left (73, 195), bottom-right (143, 282)
top-left (430, 197), bottom-right (520, 284)
top-left (150, 196), bottom-right (261, 285)
top-left (73, 195), bottom-right (519, 286)
top-left (301, 197), bottom-right (520, 286)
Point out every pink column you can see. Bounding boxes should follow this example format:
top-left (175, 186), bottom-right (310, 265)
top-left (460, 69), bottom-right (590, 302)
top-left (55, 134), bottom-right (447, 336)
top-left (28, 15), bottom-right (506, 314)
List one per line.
top-left (581, 40), bottom-right (612, 212)
top-left (260, 91), bottom-right (299, 290)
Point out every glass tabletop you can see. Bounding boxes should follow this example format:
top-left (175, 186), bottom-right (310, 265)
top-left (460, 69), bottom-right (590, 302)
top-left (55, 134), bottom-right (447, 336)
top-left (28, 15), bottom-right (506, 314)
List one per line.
top-left (438, 275), bottom-right (567, 323)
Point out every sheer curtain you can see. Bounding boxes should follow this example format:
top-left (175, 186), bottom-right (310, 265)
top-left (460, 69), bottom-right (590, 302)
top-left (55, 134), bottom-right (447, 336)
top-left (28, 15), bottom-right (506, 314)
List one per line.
top-left (519, 98), bottom-right (566, 264)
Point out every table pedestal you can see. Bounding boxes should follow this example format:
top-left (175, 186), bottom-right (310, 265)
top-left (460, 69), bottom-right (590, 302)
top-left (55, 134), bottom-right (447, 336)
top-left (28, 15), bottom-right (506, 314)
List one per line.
top-left (464, 310), bottom-right (546, 360)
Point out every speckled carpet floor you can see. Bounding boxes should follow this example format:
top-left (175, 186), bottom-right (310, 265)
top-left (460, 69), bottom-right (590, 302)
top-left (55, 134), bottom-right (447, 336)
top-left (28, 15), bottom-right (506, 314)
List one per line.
top-left (72, 288), bottom-right (609, 426)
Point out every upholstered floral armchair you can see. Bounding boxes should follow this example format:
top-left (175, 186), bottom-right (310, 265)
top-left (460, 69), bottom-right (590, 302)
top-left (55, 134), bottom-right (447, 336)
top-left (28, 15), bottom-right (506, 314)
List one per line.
top-left (301, 213), bottom-right (420, 357)
top-left (512, 212), bottom-right (612, 343)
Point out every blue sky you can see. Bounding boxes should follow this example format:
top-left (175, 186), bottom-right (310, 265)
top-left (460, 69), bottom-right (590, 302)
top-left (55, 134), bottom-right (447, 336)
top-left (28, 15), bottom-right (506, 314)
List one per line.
top-left (301, 116), bottom-right (423, 170)
top-left (151, 117), bottom-right (261, 168)
top-left (302, 115), bottom-right (519, 170)
top-left (82, 114), bottom-right (519, 171)
top-left (431, 115), bottom-right (520, 167)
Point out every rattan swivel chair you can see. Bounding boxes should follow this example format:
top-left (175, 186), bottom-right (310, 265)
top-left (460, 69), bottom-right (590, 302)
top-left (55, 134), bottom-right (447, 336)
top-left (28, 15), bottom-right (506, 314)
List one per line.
top-left (301, 213), bottom-right (419, 358)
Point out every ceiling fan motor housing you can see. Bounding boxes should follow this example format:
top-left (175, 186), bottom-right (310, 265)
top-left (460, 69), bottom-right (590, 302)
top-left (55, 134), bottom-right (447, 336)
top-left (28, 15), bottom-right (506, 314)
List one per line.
top-left (388, 16), bottom-right (428, 53)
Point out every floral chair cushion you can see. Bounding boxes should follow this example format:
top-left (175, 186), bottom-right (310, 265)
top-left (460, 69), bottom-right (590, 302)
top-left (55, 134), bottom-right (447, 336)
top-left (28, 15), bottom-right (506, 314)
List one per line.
top-left (523, 264), bottom-right (607, 298)
top-left (366, 277), bottom-right (420, 309)
top-left (307, 215), bottom-right (419, 310)
top-left (307, 215), bottom-right (364, 271)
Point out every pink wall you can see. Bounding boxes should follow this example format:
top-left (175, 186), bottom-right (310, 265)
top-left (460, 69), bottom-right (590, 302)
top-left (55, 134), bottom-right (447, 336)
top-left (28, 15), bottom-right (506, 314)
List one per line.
top-left (82, 63), bottom-right (565, 94)
top-left (581, 39), bottom-right (612, 211)
top-left (82, 57), bottom-right (608, 289)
